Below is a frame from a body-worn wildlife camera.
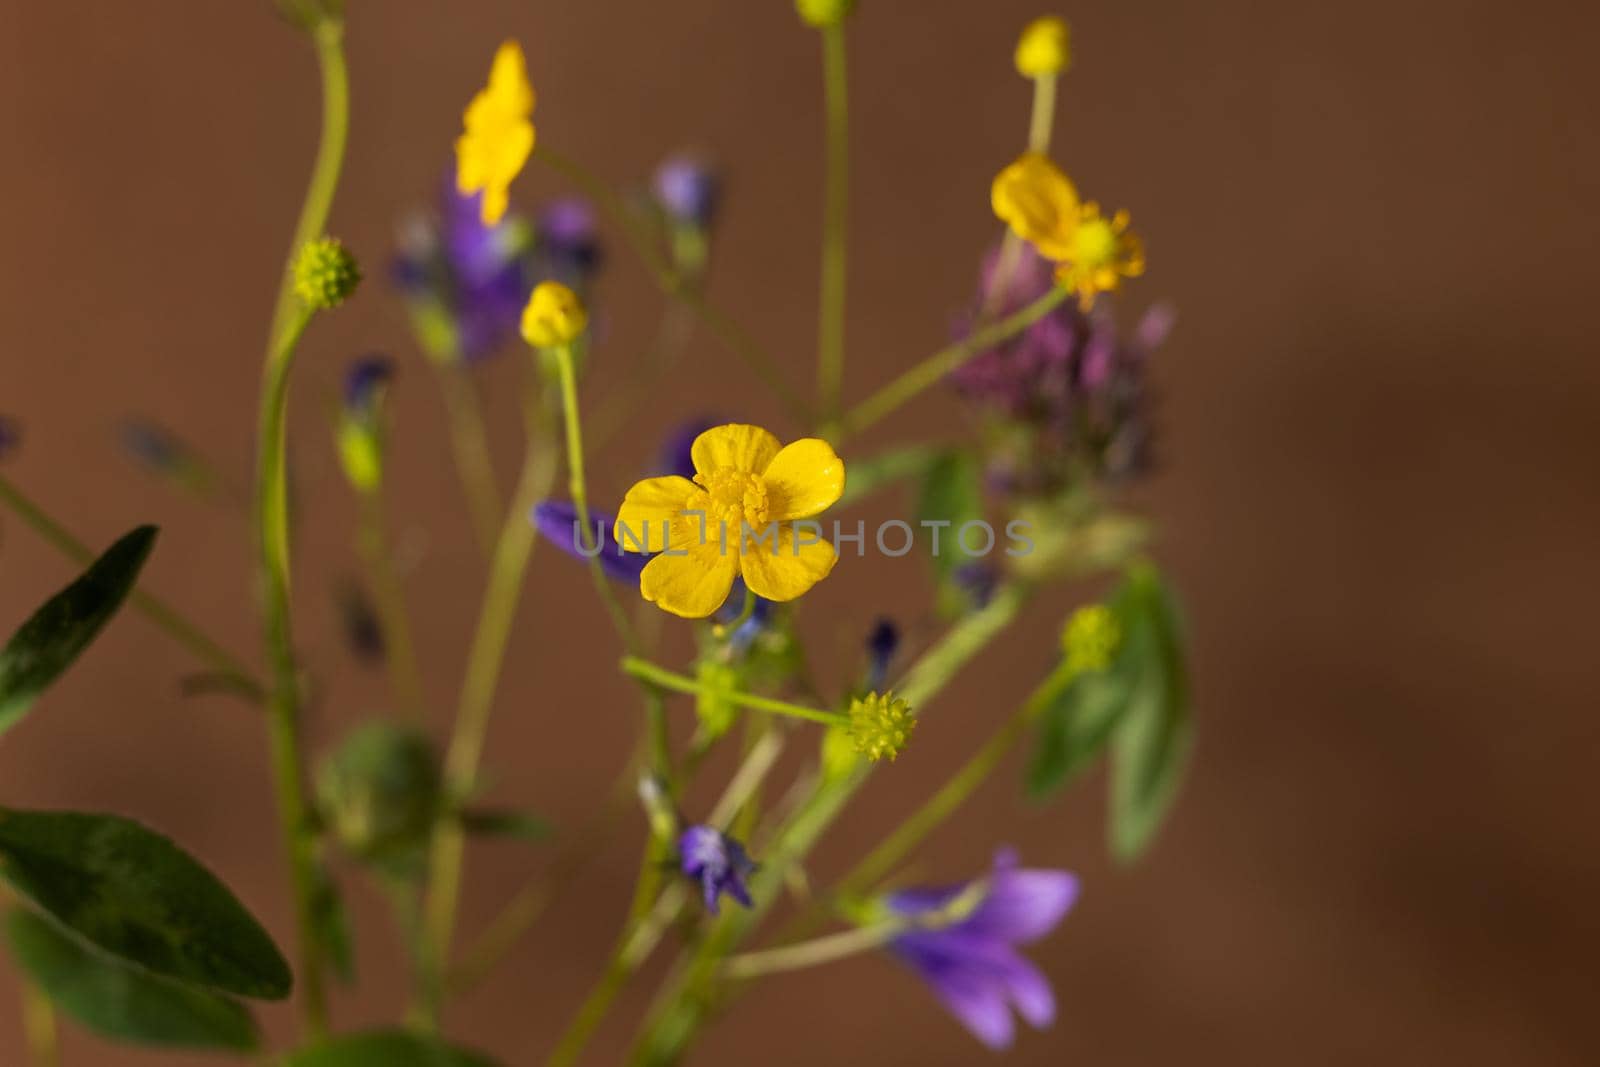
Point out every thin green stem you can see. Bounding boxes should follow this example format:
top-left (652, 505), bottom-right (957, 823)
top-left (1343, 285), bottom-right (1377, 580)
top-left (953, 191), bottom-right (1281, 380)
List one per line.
top-left (837, 288), bottom-right (1069, 441)
top-left (1027, 72), bottom-right (1058, 154)
top-left (620, 658), bottom-right (845, 727)
top-left (534, 146), bottom-right (804, 421)
top-left (0, 474), bottom-right (263, 699)
top-left (434, 363), bottom-right (503, 560)
top-left (816, 21), bottom-right (850, 430)
top-left (835, 661), bottom-right (1073, 899)
top-left (356, 484), bottom-right (426, 722)
top-left (721, 919), bottom-right (898, 982)
top-left (419, 373), bottom-right (557, 1023)
top-left (20, 981), bottom-right (57, 1067)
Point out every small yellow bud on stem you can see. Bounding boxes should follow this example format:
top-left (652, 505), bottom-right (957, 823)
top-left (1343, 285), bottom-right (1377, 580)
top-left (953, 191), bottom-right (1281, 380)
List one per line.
top-left (796, 0), bottom-right (854, 29)
top-left (848, 691), bottom-right (915, 762)
top-left (521, 280), bottom-right (589, 349)
top-left (1015, 16), bottom-right (1071, 78)
top-left (292, 236), bottom-right (361, 310)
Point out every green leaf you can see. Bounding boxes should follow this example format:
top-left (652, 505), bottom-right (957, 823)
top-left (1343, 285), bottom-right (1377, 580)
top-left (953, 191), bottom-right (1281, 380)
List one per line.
top-left (285, 1029), bottom-right (499, 1067)
top-left (916, 450), bottom-right (985, 612)
top-left (0, 809), bottom-right (292, 999)
top-left (458, 808), bottom-right (553, 841)
top-left (1026, 668), bottom-right (1131, 800)
top-left (5, 908), bottom-right (259, 1052)
top-left (0, 526), bottom-right (157, 737)
top-left (837, 445), bottom-right (939, 508)
top-left (1107, 563), bottom-right (1193, 861)
top-left (310, 863), bottom-right (354, 985)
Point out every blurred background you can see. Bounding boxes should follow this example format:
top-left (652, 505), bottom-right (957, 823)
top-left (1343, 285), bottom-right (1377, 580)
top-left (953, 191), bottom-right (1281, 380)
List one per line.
top-left (3, 0), bottom-right (1598, 1063)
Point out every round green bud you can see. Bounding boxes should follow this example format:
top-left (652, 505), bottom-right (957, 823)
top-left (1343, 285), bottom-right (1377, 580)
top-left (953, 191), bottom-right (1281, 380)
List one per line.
top-left (316, 722), bottom-right (440, 865)
top-left (847, 691), bottom-right (914, 763)
top-left (1015, 16), bottom-right (1071, 78)
top-left (1062, 603), bottom-right (1120, 675)
top-left (336, 417), bottom-right (382, 494)
top-left (796, 0), bottom-right (854, 29)
top-left (293, 236), bottom-right (362, 310)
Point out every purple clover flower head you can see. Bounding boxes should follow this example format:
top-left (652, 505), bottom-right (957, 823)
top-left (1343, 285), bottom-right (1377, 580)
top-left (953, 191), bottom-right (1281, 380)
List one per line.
top-left (886, 850), bottom-right (1079, 1050)
top-left (865, 617), bottom-right (900, 691)
top-left (653, 154), bottom-right (721, 230)
top-left (0, 416), bottom-right (19, 460)
top-left (392, 174), bottom-right (534, 363)
top-left (534, 198), bottom-right (603, 288)
top-left (677, 824), bottom-right (756, 914)
top-left (530, 500), bottom-right (649, 583)
top-left (343, 355), bottom-right (394, 413)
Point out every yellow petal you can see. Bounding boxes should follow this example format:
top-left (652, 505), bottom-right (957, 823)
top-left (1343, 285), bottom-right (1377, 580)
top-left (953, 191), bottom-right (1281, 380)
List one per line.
top-left (761, 438), bottom-right (846, 521)
top-left (639, 521), bottom-right (740, 618)
top-left (614, 476), bottom-right (697, 552)
top-left (486, 40), bottom-right (535, 117)
top-left (991, 153), bottom-right (1079, 261)
top-left (739, 522), bottom-right (838, 602)
top-left (690, 424), bottom-right (782, 479)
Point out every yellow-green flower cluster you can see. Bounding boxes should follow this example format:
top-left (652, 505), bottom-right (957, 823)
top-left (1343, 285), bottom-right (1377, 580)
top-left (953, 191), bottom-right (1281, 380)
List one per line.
top-left (1061, 603), bottom-right (1121, 675)
top-left (292, 236), bottom-right (361, 310)
top-left (848, 691), bottom-right (914, 762)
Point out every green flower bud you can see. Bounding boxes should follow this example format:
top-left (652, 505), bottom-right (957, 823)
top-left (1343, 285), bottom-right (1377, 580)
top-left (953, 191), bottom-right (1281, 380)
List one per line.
top-left (796, 0), bottom-right (854, 29)
top-left (820, 721), bottom-right (861, 780)
top-left (1062, 603), bottom-right (1121, 675)
top-left (847, 691), bottom-right (914, 763)
top-left (336, 417), bottom-right (382, 494)
top-left (316, 722), bottom-right (439, 865)
top-left (293, 236), bottom-right (362, 310)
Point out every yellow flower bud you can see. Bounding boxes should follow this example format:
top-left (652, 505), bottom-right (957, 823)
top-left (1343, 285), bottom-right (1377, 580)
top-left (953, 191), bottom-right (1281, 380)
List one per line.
top-left (293, 236), bottom-right (361, 310)
top-left (520, 281), bottom-right (588, 348)
top-left (1015, 16), bottom-right (1071, 78)
top-left (796, 0), bottom-right (854, 29)
top-left (847, 691), bottom-right (914, 763)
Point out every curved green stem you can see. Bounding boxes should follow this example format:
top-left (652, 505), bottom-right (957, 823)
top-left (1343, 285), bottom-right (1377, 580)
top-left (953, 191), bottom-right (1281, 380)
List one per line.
top-left (0, 475), bottom-right (263, 699)
top-left (1028, 72), bottom-right (1058, 154)
top-left (419, 373), bottom-right (557, 1023)
top-left (837, 288), bottom-right (1069, 441)
top-left (816, 21), bottom-right (850, 430)
top-left (621, 658), bottom-right (844, 727)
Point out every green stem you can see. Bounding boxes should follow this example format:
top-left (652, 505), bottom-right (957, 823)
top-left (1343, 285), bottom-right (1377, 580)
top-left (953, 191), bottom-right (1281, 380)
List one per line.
top-left (835, 661), bottom-right (1074, 898)
top-left (434, 363), bottom-right (503, 560)
top-left (816, 21), bottom-right (850, 430)
top-left (356, 484), bottom-right (426, 722)
top-left (621, 658), bottom-right (845, 727)
top-left (721, 919), bottom-right (898, 981)
top-left (0, 474), bottom-right (263, 699)
top-left (837, 288), bottom-right (1069, 441)
top-left (1027, 72), bottom-right (1058, 154)
top-left (20, 981), bottom-right (57, 1067)
top-left (534, 146), bottom-right (804, 421)
top-left (419, 373), bottom-right (557, 1023)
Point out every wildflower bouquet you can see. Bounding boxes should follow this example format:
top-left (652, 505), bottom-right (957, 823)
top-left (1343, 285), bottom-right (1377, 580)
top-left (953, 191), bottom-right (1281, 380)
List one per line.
top-left (0, 3), bottom-right (1191, 1063)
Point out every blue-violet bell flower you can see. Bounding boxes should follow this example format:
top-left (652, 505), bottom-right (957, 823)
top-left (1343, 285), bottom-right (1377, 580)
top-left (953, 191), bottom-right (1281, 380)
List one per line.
top-left (678, 824), bottom-right (756, 914)
top-left (653, 154), bottom-right (722, 230)
top-left (344, 354), bottom-right (395, 414)
top-left (865, 617), bottom-right (900, 691)
top-left (886, 850), bottom-right (1079, 1050)
top-left (530, 500), bottom-right (649, 583)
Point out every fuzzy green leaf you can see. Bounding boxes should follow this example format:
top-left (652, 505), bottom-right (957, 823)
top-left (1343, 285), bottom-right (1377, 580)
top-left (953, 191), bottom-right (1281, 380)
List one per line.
top-left (1026, 668), bottom-right (1132, 800)
top-left (5, 908), bottom-right (259, 1052)
top-left (0, 526), bottom-right (157, 737)
top-left (1107, 563), bottom-right (1193, 861)
top-left (285, 1029), bottom-right (499, 1066)
top-left (0, 809), bottom-right (291, 999)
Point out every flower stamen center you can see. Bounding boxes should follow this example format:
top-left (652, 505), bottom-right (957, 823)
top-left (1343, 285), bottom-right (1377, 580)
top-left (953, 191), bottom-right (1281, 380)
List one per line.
top-left (700, 467), bottom-right (770, 530)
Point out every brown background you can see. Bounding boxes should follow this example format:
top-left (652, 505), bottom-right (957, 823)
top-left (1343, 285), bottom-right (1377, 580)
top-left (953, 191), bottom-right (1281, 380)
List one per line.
top-left (3, 1), bottom-right (1598, 1064)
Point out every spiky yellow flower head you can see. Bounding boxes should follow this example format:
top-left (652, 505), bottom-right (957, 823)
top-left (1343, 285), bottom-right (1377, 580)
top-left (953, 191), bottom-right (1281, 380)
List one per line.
top-left (1055, 203), bottom-right (1145, 310)
top-left (456, 40), bottom-right (535, 226)
top-left (1062, 603), bottom-right (1121, 675)
top-left (848, 691), bottom-right (914, 762)
top-left (796, 0), bottom-right (854, 28)
top-left (1015, 16), bottom-right (1071, 78)
top-left (520, 281), bottom-right (588, 349)
top-left (293, 236), bottom-right (361, 310)
top-left (991, 153), bottom-right (1145, 310)
top-left (615, 424), bottom-right (846, 618)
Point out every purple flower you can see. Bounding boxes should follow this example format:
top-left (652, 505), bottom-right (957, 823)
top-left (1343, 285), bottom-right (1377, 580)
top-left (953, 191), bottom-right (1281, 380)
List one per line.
top-left (653, 155), bottom-right (721, 229)
top-left (393, 176), bottom-right (534, 363)
top-left (886, 850), bottom-right (1078, 1050)
top-left (677, 825), bottom-right (756, 914)
top-left (865, 617), bottom-right (899, 691)
top-left (343, 355), bottom-right (394, 413)
top-left (534, 198), bottom-right (603, 288)
top-left (0, 416), bottom-right (19, 459)
top-left (530, 500), bottom-right (649, 583)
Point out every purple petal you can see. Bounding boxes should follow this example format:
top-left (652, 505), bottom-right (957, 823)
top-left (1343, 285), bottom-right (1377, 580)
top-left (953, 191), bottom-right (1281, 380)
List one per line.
top-left (993, 946), bottom-right (1055, 1029)
top-left (895, 940), bottom-right (1016, 1051)
top-left (967, 866), bottom-right (1080, 945)
top-left (530, 500), bottom-right (648, 583)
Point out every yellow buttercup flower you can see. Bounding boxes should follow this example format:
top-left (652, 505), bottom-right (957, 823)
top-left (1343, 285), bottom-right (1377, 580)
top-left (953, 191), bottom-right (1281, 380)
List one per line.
top-left (1015, 16), bottom-right (1071, 78)
top-left (615, 424), bottom-right (846, 619)
top-left (456, 40), bottom-right (535, 226)
top-left (1055, 202), bottom-right (1145, 310)
top-left (521, 281), bottom-right (588, 348)
top-left (991, 152), bottom-right (1145, 309)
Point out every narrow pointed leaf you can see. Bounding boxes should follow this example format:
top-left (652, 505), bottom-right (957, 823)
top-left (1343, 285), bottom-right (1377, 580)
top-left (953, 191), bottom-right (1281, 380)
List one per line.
top-left (1026, 668), bottom-right (1131, 799)
top-left (458, 808), bottom-right (553, 841)
top-left (285, 1029), bottom-right (499, 1066)
top-left (0, 526), bottom-right (157, 736)
top-left (0, 809), bottom-right (291, 999)
top-left (5, 908), bottom-right (259, 1051)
